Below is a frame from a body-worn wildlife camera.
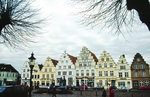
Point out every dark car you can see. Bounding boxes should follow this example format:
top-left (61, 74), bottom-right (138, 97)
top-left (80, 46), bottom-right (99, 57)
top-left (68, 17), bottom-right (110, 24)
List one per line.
top-left (0, 85), bottom-right (28, 97)
top-left (73, 86), bottom-right (81, 90)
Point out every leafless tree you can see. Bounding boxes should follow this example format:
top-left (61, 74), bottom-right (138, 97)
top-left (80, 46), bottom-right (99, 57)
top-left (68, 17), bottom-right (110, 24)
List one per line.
top-left (0, 0), bottom-right (43, 48)
top-left (73, 0), bottom-right (150, 34)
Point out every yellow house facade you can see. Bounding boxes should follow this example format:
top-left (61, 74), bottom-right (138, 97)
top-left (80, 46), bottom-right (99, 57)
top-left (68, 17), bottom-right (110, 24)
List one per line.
top-left (39, 57), bottom-right (58, 87)
top-left (96, 51), bottom-right (117, 89)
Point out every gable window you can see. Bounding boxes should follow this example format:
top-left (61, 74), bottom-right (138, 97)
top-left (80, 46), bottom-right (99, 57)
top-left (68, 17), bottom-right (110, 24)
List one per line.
top-left (109, 63), bottom-right (113, 67)
top-left (79, 63), bottom-right (82, 67)
top-left (142, 72), bottom-right (146, 77)
top-left (134, 72), bottom-right (138, 77)
top-left (104, 71), bottom-right (108, 76)
top-left (125, 72), bottom-right (129, 77)
top-left (110, 71), bottom-right (114, 76)
top-left (120, 66), bottom-right (126, 70)
top-left (121, 60), bottom-right (124, 64)
top-left (140, 64), bottom-right (144, 69)
top-left (134, 65), bottom-right (138, 69)
top-left (47, 64), bottom-right (50, 66)
top-left (63, 71), bottom-right (67, 75)
top-left (69, 71), bottom-right (72, 75)
top-left (104, 63), bottom-right (107, 68)
top-left (49, 68), bottom-right (52, 72)
top-left (45, 68), bottom-right (47, 72)
top-left (119, 72), bottom-right (122, 77)
top-left (81, 70), bottom-right (84, 76)
top-left (99, 71), bottom-right (102, 76)
top-left (106, 58), bottom-right (109, 61)
top-left (101, 58), bottom-right (104, 62)
top-left (88, 62), bottom-right (91, 66)
top-left (68, 66), bottom-right (71, 69)
top-left (84, 62), bottom-right (87, 66)
top-left (91, 69), bottom-right (95, 76)
top-left (99, 64), bottom-right (102, 68)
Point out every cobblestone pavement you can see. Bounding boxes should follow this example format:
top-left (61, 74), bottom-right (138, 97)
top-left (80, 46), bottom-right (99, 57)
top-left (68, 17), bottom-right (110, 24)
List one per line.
top-left (32, 90), bottom-right (150, 97)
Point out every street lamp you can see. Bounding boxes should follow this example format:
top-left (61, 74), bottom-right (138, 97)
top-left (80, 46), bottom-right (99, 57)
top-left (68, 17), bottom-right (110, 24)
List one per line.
top-left (28, 52), bottom-right (36, 97)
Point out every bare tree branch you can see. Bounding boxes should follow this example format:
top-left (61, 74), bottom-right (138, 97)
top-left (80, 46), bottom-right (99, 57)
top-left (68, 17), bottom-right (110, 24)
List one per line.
top-left (0, 0), bottom-right (44, 48)
top-left (73, 0), bottom-right (150, 34)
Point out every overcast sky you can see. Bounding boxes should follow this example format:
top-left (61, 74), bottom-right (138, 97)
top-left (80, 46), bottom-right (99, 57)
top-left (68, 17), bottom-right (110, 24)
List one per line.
top-left (0, 0), bottom-right (150, 73)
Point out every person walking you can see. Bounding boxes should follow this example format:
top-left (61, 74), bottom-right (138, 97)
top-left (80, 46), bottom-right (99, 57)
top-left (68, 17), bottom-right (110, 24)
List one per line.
top-left (110, 89), bottom-right (114, 97)
top-left (102, 88), bottom-right (107, 97)
top-left (52, 85), bottom-right (56, 97)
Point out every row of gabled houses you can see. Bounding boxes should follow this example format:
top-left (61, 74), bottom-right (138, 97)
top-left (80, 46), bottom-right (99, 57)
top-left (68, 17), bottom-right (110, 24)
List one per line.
top-left (21, 47), bottom-right (150, 89)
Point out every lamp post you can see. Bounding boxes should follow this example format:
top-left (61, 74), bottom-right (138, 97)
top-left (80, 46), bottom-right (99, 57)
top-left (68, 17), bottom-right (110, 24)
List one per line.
top-left (28, 52), bottom-right (36, 97)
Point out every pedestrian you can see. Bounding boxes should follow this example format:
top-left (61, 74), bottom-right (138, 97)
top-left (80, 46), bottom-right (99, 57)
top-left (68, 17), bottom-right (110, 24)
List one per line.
top-left (102, 88), bottom-right (107, 97)
top-left (52, 85), bottom-right (56, 97)
top-left (110, 89), bottom-right (114, 97)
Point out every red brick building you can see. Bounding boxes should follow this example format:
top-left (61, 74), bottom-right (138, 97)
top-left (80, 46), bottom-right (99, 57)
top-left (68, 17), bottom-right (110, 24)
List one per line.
top-left (131, 53), bottom-right (150, 89)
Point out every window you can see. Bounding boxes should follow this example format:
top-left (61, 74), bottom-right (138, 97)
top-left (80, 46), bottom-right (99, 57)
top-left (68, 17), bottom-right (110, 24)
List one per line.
top-left (86, 70), bottom-right (89, 76)
top-left (63, 71), bottom-right (67, 75)
top-left (118, 82), bottom-right (125, 87)
top-left (81, 70), bottom-right (84, 76)
top-left (88, 62), bottom-right (91, 66)
top-left (105, 80), bottom-right (108, 86)
top-left (23, 69), bottom-right (26, 72)
top-left (121, 60), bottom-right (124, 64)
top-left (63, 66), bottom-right (66, 69)
top-left (49, 68), bottom-right (52, 72)
top-left (61, 60), bottom-right (64, 63)
top-left (23, 74), bottom-right (25, 78)
top-left (134, 65), bottom-right (138, 69)
top-left (101, 58), bottom-right (104, 62)
top-left (84, 62), bottom-right (87, 66)
top-left (119, 72), bottom-right (122, 77)
top-left (99, 64), bottom-right (102, 68)
top-left (59, 66), bottom-right (61, 69)
top-left (140, 64), bottom-right (144, 69)
top-left (69, 71), bottom-right (72, 75)
top-left (51, 74), bottom-right (54, 78)
top-left (125, 72), bottom-right (129, 77)
top-left (45, 68), bottom-right (47, 72)
top-left (134, 72), bottom-right (138, 77)
top-left (99, 80), bottom-right (103, 86)
top-left (58, 72), bottom-right (61, 75)
top-left (47, 74), bottom-right (49, 78)
top-left (104, 71), bottom-right (108, 76)
top-left (66, 60), bottom-right (68, 63)
top-left (27, 74), bottom-right (29, 78)
top-left (110, 71), bottom-right (114, 76)
top-left (145, 81), bottom-right (149, 86)
top-left (38, 75), bottom-right (39, 79)
top-left (79, 63), bottom-right (82, 67)
top-left (76, 70), bottom-right (79, 76)
top-left (104, 63), bottom-right (107, 68)
top-left (109, 63), bottom-right (113, 67)
top-left (106, 58), bottom-right (109, 61)
top-left (139, 81), bottom-right (144, 87)
top-left (68, 66), bottom-right (71, 69)
top-left (91, 69), bottom-right (95, 76)
top-left (42, 74), bottom-right (45, 78)
top-left (47, 64), bottom-right (49, 66)
top-left (142, 72), bottom-right (146, 77)
top-left (120, 66), bottom-right (126, 70)
top-left (86, 56), bottom-right (88, 60)
top-left (137, 58), bottom-right (141, 62)
top-left (99, 71), bottom-right (102, 76)
top-left (104, 54), bottom-right (106, 56)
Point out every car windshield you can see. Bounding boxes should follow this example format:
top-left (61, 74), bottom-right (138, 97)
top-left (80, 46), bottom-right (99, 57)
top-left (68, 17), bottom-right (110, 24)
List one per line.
top-left (0, 87), bottom-right (6, 93)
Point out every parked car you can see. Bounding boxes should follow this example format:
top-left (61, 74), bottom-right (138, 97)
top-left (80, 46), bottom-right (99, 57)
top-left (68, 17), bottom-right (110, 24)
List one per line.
top-left (139, 87), bottom-right (150, 90)
top-left (81, 85), bottom-right (88, 89)
top-left (73, 86), bottom-right (81, 90)
top-left (57, 86), bottom-right (67, 90)
top-left (0, 85), bottom-right (28, 97)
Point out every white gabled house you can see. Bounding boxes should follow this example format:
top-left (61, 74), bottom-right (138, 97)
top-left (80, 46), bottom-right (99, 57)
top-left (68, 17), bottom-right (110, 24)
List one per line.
top-left (56, 51), bottom-right (77, 86)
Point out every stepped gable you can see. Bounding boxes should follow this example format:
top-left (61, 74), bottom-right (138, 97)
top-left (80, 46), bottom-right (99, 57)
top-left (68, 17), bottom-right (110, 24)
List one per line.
top-left (89, 50), bottom-right (98, 63)
top-left (67, 54), bottom-right (77, 64)
top-left (132, 53), bottom-right (148, 64)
